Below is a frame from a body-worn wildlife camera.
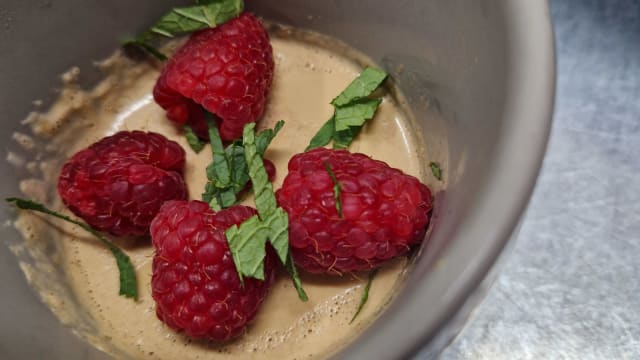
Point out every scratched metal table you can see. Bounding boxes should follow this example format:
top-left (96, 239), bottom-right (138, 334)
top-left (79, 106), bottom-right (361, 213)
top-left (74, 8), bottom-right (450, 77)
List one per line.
top-left (441, 0), bottom-right (640, 358)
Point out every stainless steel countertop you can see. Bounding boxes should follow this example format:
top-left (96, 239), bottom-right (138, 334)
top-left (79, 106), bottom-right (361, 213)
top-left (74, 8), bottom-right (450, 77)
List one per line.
top-left (442, 0), bottom-right (640, 358)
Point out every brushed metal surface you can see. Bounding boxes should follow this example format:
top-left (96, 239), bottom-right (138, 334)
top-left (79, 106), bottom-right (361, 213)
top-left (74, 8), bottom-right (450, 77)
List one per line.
top-left (442, 0), bottom-right (640, 358)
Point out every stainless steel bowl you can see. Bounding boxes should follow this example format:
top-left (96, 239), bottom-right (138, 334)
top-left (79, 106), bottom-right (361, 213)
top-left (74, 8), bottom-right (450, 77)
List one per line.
top-left (0, 1), bottom-right (554, 358)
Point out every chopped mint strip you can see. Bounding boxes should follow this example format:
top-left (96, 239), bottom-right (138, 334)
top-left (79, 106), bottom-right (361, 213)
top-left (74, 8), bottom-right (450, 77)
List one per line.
top-left (262, 207), bottom-right (289, 264)
top-left (429, 161), bottom-right (443, 181)
top-left (6, 198), bottom-right (138, 300)
top-left (306, 67), bottom-right (388, 151)
top-left (184, 125), bottom-right (206, 153)
top-left (226, 215), bottom-right (269, 283)
top-left (122, 38), bottom-right (168, 61)
top-left (333, 99), bottom-right (382, 132)
top-left (255, 120), bottom-right (284, 156)
top-left (350, 269), bottom-right (378, 324)
top-left (124, 0), bottom-right (243, 60)
top-left (150, 0), bottom-right (244, 38)
top-left (286, 252), bottom-right (309, 301)
top-left (243, 124), bottom-right (278, 219)
top-left (207, 114), bottom-right (232, 188)
top-left (332, 67), bottom-right (388, 107)
top-left (224, 123), bottom-right (308, 301)
top-left (202, 120), bottom-right (283, 209)
top-left (306, 117), bottom-right (335, 151)
top-left (323, 161), bottom-right (343, 217)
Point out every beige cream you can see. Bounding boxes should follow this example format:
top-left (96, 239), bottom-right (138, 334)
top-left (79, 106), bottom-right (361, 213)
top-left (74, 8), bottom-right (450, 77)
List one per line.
top-left (12, 31), bottom-right (425, 359)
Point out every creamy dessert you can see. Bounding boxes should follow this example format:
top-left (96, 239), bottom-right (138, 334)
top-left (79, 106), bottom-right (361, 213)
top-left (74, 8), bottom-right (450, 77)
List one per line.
top-left (9, 15), bottom-right (430, 360)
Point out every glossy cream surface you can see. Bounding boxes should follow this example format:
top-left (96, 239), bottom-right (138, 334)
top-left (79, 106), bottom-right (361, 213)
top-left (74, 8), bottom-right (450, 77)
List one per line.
top-left (12, 30), bottom-right (426, 359)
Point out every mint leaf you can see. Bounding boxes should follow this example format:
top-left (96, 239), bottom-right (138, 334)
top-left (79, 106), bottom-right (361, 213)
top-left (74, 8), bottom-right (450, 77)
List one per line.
top-left (306, 67), bottom-right (388, 151)
top-left (243, 124), bottom-right (278, 219)
top-left (306, 117), bottom-right (335, 151)
top-left (226, 215), bottom-right (269, 282)
top-left (184, 125), bottom-right (205, 153)
top-left (262, 207), bottom-right (289, 264)
top-left (255, 120), bottom-right (284, 156)
top-left (332, 126), bottom-right (360, 150)
top-left (429, 161), bottom-right (442, 181)
top-left (323, 161), bottom-right (343, 217)
top-left (207, 114), bottom-right (231, 188)
top-left (150, 0), bottom-right (244, 38)
top-left (332, 67), bottom-right (388, 107)
top-left (124, 0), bottom-right (243, 61)
top-left (6, 198), bottom-right (138, 300)
top-left (122, 38), bottom-right (168, 61)
top-left (224, 123), bottom-right (307, 301)
top-left (333, 99), bottom-right (382, 131)
top-left (350, 269), bottom-right (378, 324)
top-left (202, 120), bottom-right (283, 209)
top-left (286, 252), bottom-right (309, 301)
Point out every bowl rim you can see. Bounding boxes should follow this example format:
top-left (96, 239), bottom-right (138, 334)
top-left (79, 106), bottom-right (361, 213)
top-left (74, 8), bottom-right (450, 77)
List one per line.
top-left (335, 1), bottom-right (556, 358)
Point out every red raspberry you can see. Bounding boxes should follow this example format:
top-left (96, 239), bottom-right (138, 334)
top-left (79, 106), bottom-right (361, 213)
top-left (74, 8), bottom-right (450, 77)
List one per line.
top-left (150, 200), bottom-right (275, 341)
top-left (276, 148), bottom-right (433, 274)
top-left (153, 13), bottom-right (274, 141)
top-left (57, 131), bottom-right (187, 236)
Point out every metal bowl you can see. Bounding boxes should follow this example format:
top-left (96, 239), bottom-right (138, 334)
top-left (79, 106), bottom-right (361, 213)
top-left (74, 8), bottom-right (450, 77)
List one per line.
top-left (0, 1), bottom-right (554, 358)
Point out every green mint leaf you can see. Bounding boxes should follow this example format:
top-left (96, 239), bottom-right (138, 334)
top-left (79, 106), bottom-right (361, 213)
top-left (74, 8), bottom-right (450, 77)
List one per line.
top-left (285, 252), bottom-right (309, 301)
top-left (306, 117), bottom-right (335, 151)
top-left (306, 67), bottom-right (388, 151)
top-left (202, 121), bottom-right (283, 209)
top-left (184, 125), bottom-right (206, 153)
top-left (6, 198), bottom-right (138, 300)
top-left (332, 126), bottom-right (360, 150)
top-left (331, 67), bottom-right (388, 107)
top-left (350, 269), bottom-right (378, 324)
top-left (122, 38), bottom-right (168, 61)
top-left (243, 123), bottom-right (278, 219)
top-left (225, 215), bottom-right (269, 282)
top-left (207, 114), bottom-right (232, 188)
top-left (262, 207), bottom-right (289, 264)
top-left (255, 120), bottom-right (284, 156)
top-left (333, 99), bottom-right (382, 132)
top-left (429, 161), bottom-right (443, 181)
top-left (228, 123), bottom-right (307, 301)
top-left (150, 0), bottom-right (244, 38)
top-left (323, 161), bottom-right (343, 217)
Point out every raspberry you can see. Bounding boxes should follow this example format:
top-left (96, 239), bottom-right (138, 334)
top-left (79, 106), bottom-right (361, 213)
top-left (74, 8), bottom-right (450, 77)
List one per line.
top-left (57, 131), bottom-right (187, 236)
top-left (153, 13), bottom-right (274, 141)
top-left (150, 201), bottom-right (275, 341)
top-left (276, 148), bottom-right (433, 274)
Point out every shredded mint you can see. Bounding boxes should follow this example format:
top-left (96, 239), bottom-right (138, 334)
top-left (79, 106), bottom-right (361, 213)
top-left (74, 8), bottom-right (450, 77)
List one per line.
top-left (242, 124), bottom-right (278, 219)
top-left (350, 269), bottom-right (378, 324)
top-left (124, 0), bottom-right (243, 60)
top-left (429, 161), bottom-right (443, 181)
top-left (286, 252), bottom-right (309, 301)
top-left (6, 198), bottom-right (138, 300)
top-left (202, 119), bottom-right (283, 209)
top-left (332, 67), bottom-right (388, 107)
top-left (122, 38), bottom-right (168, 61)
top-left (225, 215), bottom-right (269, 282)
top-left (150, 0), bottom-right (244, 38)
top-left (305, 117), bottom-right (335, 151)
top-left (333, 99), bottom-right (382, 132)
top-left (306, 67), bottom-right (388, 151)
top-left (184, 125), bottom-right (206, 153)
top-left (323, 161), bottom-right (343, 218)
top-left (225, 123), bottom-right (308, 301)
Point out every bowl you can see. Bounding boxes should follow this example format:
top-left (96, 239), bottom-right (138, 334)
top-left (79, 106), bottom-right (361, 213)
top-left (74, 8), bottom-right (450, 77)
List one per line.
top-left (0, 0), bottom-right (554, 358)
